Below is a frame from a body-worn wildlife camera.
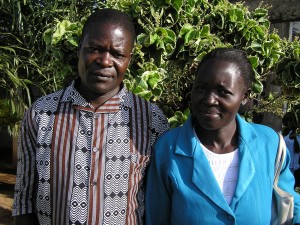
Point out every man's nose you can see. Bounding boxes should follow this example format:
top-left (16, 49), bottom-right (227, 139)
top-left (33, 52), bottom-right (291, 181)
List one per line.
top-left (96, 52), bottom-right (113, 67)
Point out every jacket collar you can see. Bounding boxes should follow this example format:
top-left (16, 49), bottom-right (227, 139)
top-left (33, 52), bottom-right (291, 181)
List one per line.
top-left (174, 114), bottom-right (258, 156)
top-left (174, 114), bottom-right (257, 214)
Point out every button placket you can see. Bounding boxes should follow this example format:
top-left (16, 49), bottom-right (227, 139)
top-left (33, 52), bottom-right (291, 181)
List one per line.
top-left (90, 112), bottom-right (98, 187)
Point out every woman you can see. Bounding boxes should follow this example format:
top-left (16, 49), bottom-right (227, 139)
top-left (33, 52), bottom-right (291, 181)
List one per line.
top-left (146, 48), bottom-right (300, 224)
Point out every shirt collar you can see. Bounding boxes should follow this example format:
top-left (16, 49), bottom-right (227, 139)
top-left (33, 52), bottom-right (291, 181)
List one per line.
top-left (61, 79), bottom-right (128, 113)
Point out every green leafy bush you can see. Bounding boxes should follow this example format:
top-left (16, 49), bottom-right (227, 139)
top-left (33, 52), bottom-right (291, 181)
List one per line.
top-left (1, 0), bottom-right (300, 133)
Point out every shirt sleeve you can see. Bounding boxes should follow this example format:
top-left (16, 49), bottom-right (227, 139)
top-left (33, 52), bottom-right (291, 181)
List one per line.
top-left (149, 103), bottom-right (169, 148)
top-left (12, 105), bottom-right (38, 216)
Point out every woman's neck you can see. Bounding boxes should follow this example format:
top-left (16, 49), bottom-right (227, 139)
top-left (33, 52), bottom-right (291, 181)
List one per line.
top-left (194, 123), bottom-right (238, 154)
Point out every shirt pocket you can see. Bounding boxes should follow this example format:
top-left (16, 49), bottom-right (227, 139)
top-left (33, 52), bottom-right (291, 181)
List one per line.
top-left (129, 152), bottom-right (150, 179)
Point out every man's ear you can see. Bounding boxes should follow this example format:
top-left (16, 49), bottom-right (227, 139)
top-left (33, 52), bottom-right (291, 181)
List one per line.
top-left (77, 41), bottom-right (82, 57)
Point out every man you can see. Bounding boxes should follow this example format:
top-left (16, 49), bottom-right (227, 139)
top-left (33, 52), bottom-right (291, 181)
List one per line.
top-left (13, 8), bottom-right (169, 225)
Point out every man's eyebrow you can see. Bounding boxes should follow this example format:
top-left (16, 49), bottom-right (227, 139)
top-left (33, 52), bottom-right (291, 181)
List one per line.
top-left (86, 39), bottom-right (103, 45)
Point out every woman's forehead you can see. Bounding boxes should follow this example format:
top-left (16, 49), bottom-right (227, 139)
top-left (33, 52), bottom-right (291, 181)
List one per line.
top-left (195, 60), bottom-right (246, 86)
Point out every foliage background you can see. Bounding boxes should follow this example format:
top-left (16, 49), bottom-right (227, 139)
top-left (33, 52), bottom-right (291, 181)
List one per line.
top-left (1, 0), bottom-right (300, 135)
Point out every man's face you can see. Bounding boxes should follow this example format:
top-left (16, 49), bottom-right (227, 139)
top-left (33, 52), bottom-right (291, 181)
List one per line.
top-left (78, 22), bottom-right (133, 100)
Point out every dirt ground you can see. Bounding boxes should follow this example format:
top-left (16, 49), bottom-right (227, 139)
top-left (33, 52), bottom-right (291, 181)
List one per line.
top-left (0, 169), bottom-right (15, 225)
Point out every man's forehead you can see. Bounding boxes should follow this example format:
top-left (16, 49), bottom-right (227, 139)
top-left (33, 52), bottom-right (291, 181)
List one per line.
top-left (87, 21), bottom-right (125, 31)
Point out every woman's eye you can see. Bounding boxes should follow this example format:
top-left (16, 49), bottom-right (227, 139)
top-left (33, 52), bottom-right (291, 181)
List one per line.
top-left (219, 89), bottom-right (231, 95)
top-left (194, 85), bottom-right (205, 91)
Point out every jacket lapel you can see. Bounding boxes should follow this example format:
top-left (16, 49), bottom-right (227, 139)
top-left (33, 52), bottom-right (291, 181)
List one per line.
top-left (174, 117), bottom-right (233, 214)
top-left (174, 115), bottom-right (258, 213)
top-left (230, 115), bottom-right (256, 208)
top-left (192, 146), bottom-right (234, 214)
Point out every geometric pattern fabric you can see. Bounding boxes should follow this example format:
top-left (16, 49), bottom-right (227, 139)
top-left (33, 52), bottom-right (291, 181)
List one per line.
top-left (13, 81), bottom-right (169, 225)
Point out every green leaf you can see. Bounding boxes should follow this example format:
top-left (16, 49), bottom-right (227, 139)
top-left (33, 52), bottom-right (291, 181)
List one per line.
top-left (215, 12), bottom-right (225, 29)
top-left (137, 33), bottom-right (149, 46)
top-left (165, 28), bottom-right (176, 43)
top-left (148, 77), bottom-right (159, 89)
top-left (254, 26), bottom-right (265, 38)
top-left (253, 8), bottom-right (268, 17)
top-left (252, 77), bottom-right (263, 94)
top-left (152, 87), bottom-right (163, 98)
top-left (137, 90), bottom-right (152, 100)
top-left (249, 56), bottom-right (259, 68)
top-left (194, 51), bottom-right (207, 62)
top-left (184, 30), bottom-right (196, 45)
top-left (52, 20), bottom-right (70, 44)
top-left (171, 0), bottom-right (183, 12)
top-left (67, 36), bottom-right (79, 47)
top-left (149, 33), bottom-right (159, 45)
top-left (43, 28), bottom-right (53, 45)
top-left (200, 25), bottom-right (210, 37)
top-left (250, 41), bottom-right (262, 52)
top-left (179, 23), bottom-right (194, 37)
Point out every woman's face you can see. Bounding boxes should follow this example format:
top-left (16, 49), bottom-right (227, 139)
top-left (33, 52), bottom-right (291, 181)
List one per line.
top-left (191, 59), bottom-right (248, 131)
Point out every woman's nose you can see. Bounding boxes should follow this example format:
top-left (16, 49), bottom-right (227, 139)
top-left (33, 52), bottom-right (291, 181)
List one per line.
top-left (203, 92), bottom-right (218, 105)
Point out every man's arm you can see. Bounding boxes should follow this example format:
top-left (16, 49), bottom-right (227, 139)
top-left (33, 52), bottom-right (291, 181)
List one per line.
top-left (12, 107), bottom-right (39, 221)
top-left (14, 213), bottom-right (39, 225)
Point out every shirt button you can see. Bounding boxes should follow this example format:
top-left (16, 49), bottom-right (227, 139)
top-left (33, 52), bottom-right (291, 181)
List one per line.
top-left (91, 181), bottom-right (97, 186)
top-left (94, 114), bottom-right (98, 119)
top-left (93, 147), bottom-right (98, 152)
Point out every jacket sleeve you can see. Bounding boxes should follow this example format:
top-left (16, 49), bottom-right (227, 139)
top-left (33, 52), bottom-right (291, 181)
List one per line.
top-left (146, 141), bottom-right (172, 225)
top-left (12, 106), bottom-right (38, 216)
top-left (278, 143), bottom-right (300, 224)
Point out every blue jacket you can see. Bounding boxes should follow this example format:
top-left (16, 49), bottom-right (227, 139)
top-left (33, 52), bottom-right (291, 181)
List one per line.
top-left (146, 115), bottom-right (300, 225)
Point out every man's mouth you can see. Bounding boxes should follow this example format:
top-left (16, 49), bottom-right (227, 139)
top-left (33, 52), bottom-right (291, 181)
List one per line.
top-left (91, 71), bottom-right (112, 80)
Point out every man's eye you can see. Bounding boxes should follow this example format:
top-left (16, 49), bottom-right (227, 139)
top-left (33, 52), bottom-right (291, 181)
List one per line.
top-left (113, 52), bottom-right (124, 58)
top-left (194, 86), bottom-right (205, 91)
top-left (88, 47), bottom-right (98, 52)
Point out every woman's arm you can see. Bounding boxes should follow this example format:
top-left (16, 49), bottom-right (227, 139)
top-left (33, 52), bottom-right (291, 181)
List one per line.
top-left (145, 146), bottom-right (172, 225)
top-left (278, 145), bottom-right (300, 224)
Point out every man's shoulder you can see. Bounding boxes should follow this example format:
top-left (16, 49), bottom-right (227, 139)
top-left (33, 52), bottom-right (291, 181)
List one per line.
top-left (123, 90), bottom-right (163, 112)
top-left (125, 90), bottom-right (169, 129)
top-left (32, 89), bottom-right (66, 111)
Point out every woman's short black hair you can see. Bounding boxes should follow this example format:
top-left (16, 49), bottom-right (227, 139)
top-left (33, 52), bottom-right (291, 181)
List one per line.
top-left (80, 8), bottom-right (136, 48)
top-left (196, 48), bottom-right (254, 90)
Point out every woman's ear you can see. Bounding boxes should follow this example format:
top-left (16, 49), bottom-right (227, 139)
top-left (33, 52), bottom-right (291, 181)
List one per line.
top-left (241, 88), bottom-right (251, 105)
top-left (241, 99), bottom-right (247, 106)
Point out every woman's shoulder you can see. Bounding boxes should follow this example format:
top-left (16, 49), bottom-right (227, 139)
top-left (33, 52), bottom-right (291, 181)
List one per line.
top-left (250, 122), bottom-right (279, 139)
top-left (155, 125), bottom-right (183, 146)
top-left (251, 122), bottom-right (278, 134)
top-left (242, 121), bottom-right (280, 153)
top-left (238, 115), bottom-right (279, 140)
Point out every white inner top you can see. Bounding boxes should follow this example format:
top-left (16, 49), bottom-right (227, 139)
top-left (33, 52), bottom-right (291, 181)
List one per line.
top-left (194, 129), bottom-right (239, 205)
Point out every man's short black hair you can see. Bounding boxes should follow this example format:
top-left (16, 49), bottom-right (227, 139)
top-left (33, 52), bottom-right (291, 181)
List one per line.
top-left (80, 8), bottom-right (136, 48)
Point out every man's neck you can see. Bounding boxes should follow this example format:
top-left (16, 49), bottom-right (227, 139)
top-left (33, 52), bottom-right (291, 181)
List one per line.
top-left (74, 78), bottom-right (122, 109)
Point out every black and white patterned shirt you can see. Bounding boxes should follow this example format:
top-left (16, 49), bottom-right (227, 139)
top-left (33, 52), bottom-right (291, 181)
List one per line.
top-left (13, 81), bottom-right (169, 225)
